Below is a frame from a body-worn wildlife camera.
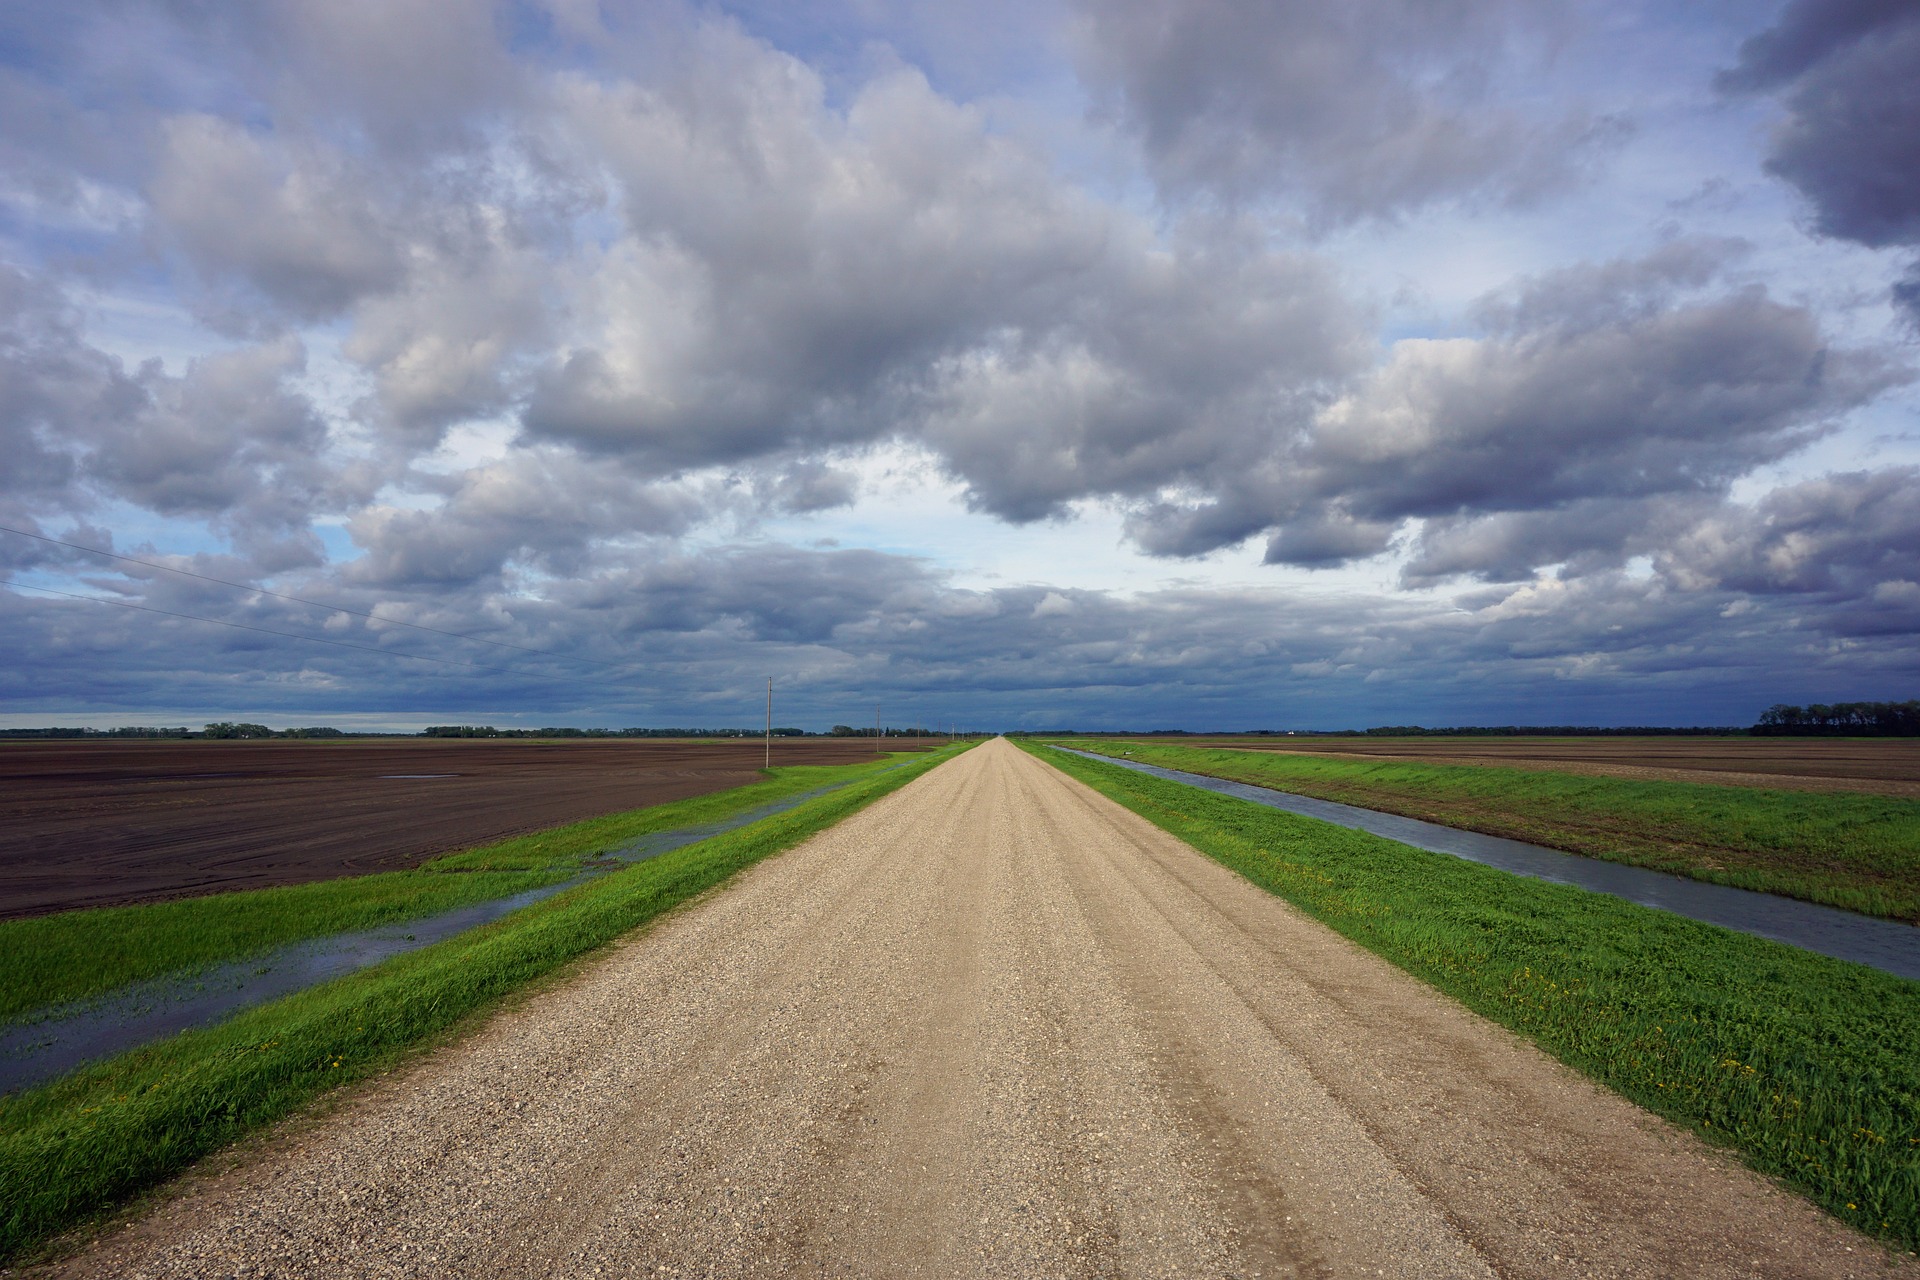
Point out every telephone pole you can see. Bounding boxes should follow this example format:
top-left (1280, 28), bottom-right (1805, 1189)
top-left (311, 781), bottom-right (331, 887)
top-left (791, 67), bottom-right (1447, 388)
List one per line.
top-left (874, 702), bottom-right (881, 753)
top-left (764, 676), bottom-right (772, 770)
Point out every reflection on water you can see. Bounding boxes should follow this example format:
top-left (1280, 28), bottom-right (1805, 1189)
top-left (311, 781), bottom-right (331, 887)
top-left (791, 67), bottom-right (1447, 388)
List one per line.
top-left (1057, 748), bottom-right (1920, 982)
top-left (0, 777), bottom-right (866, 1095)
top-left (600, 785), bottom-right (839, 862)
top-left (0, 881), bottom-right (582, 1095)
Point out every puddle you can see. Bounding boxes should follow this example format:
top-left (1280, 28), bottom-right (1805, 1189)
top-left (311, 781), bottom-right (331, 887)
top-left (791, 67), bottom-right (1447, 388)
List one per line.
top-left (0, 879), bottom-right (584, 1096)
top-left (1057, 748), bottom-right (1920, 981)
top-left (598, 785), bottom-right (843, 862)
top-left (0, 766), bottom-right (906, 1095)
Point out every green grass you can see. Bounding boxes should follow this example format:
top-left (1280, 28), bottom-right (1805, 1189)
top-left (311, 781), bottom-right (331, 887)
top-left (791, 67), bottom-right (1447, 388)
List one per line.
top-left (0, 742), bottom-right (968, 1262)
top-left (1061, 739), bottom-right (1920, 922)
top-left (1024, 741), bottom-right (1920, 1250)
top-left (0, 757), bottom-right (914, 1026)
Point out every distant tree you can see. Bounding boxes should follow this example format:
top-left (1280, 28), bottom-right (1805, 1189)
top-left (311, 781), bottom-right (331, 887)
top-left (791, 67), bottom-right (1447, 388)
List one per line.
top-left (1752, 700), bottom-right (1920, 735)
top-left (202, 722), bottom-right (274, 739)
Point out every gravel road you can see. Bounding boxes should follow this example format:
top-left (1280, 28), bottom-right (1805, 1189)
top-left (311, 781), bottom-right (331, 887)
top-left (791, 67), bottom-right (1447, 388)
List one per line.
top-left (38, 738), bottom-right (1914, 1279)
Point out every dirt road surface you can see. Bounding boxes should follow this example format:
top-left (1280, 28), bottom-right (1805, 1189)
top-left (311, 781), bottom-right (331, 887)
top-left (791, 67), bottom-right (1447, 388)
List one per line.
top-left (40, 739), bottom-right (1911, 1279)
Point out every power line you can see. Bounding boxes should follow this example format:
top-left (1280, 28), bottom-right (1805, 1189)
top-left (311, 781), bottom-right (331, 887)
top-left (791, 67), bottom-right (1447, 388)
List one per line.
top-left (0, 524), bottom-right (635, 674)
top-left (1, 579), bottom-right (603, 686)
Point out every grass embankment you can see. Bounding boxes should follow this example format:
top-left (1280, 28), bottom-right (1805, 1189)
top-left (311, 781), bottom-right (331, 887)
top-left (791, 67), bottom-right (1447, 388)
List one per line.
top-left (0, 758), bottom-right (903, 1025)
top-left (1065, 740), bottom-right (1920, 922)
top-left (0, 744), bottom-right (968, 1262)
top-left (1024, 741), bottom-right (1920, 1251)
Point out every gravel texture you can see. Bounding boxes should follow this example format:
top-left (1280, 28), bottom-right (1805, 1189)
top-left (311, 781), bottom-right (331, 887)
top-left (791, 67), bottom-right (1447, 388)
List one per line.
top-left (31, 738), bottom-right (1916, 1278)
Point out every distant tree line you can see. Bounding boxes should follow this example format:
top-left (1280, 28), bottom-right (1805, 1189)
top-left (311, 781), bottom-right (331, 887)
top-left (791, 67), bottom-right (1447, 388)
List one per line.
top-left (827, 725), bottom-right (949, 737)
top-left (1354, 725), bottom-right (1743, 736)
top-left (1752, 701), bottom-right (1920, 736)
top-left (0, 724), bottom-right (342, 739)
top-left (422, 725), bottom-right (809, 738)
top-left (201, 723), bottom-right (346, 739)
top-left (200, 722), bottom-right (273, 739)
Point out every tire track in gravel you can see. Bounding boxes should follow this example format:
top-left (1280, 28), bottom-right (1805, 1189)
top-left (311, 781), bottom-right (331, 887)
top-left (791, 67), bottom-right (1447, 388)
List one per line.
top-left (33, 739), bottom-right (1916, 1279)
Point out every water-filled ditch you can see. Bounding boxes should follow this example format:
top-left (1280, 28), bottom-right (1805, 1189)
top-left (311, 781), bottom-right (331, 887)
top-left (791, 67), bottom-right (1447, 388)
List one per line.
top-left (0, 780), bottom-right (859, 1095)
top-left (1055, 747), bottom-right (1920, 981)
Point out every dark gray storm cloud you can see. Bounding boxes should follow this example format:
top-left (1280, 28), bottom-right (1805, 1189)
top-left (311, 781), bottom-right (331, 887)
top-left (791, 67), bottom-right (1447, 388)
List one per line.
top-left (6, 535), bottom-right (1914, 729)
top-left (518, 44), bottom-right (1367, 512)
top-left (1719, 0), bottom-right (1920, 321)
top-left (1071, 0), bottom-right (1618, 223)
top-left (0, 265), bottom-right (358, 554)
top-left (1400, 496), bottom-right (1715, 586)
top-left (1664, 467), bottom-right (1920, 602)
top-left (1121, 243), bottom-right (1905, 577)
top-left (955, 236), bottom-right (1902, 573)
top-left (14, 5), bottom-right (1896, 588)
top-left (0, 268), bottom-right (106, 512)
top-left (3, 0), bottom-right (1918, 728)
top-left (342, 452), bottom-right (718, 590)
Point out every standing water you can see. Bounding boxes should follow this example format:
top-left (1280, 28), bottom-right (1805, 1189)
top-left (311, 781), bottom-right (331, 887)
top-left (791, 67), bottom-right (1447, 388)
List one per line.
top-left (0, 777), bottom-right (875, 1094)
top-left (1055, 747), bottom-right (1920, 981)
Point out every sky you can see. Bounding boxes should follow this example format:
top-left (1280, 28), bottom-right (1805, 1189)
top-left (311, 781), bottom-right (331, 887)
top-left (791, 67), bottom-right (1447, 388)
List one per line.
top-left (2, 0), bottom-right (1918, 732)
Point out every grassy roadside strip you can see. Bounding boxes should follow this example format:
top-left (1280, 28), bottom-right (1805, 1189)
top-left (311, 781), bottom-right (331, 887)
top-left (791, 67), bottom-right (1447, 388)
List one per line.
top-left (0, 757), bottom-right (917, 1024)
top-left (1062, 739), bottom-right (1920, 922)
top-left (0, 742), bottom-right (970, 1262)
top-left (1021, 740), bottom-right (1920, 1251)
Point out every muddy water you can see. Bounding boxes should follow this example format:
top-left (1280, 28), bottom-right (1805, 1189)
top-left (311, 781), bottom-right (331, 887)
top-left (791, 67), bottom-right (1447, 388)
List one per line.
top-left (0, 781), bottom-right (856, 1095)
top-left (1056, 748), bottom-right (1920, 981)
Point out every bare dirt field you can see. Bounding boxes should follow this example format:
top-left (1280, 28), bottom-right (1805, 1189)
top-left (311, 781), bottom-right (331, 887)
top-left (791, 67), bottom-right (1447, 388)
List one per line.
top-left (36, 739), bottom-right (1906, 1279)
top-left (0, 738), bottom-right (939, 919)
top-left (1156, 735), bottom-right (1920, 798)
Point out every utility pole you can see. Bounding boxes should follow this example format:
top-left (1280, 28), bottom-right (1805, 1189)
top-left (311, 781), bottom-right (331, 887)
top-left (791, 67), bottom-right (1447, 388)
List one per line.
top-left (874, 701), bottom-right (881, 753)
top-left (765, 676), bottom-right (772, 770)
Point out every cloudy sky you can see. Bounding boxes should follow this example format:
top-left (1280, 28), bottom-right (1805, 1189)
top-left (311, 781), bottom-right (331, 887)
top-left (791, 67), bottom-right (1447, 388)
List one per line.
top-left (2, 0), bottom-right (1917, 731)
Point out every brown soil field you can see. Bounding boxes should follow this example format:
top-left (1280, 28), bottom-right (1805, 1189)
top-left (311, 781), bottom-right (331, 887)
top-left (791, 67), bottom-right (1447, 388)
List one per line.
top-left (1143, 735), bottom-right (1920, 798)
top-left (0, 738), bottom-right (941, 920)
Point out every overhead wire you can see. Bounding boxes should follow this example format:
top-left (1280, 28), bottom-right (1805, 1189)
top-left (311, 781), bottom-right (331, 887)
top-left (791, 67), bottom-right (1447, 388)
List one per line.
top-left (0, 523), bottom-right (636, 674)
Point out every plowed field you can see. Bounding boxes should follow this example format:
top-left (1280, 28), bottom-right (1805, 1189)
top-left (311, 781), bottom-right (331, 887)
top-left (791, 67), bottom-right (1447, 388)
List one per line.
top-left (0, 738), bottom-right (939, 918)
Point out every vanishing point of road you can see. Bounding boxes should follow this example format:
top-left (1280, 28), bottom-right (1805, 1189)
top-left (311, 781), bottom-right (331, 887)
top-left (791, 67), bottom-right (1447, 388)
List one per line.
top-left (44, 739), bottom-right (1913, 1279)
